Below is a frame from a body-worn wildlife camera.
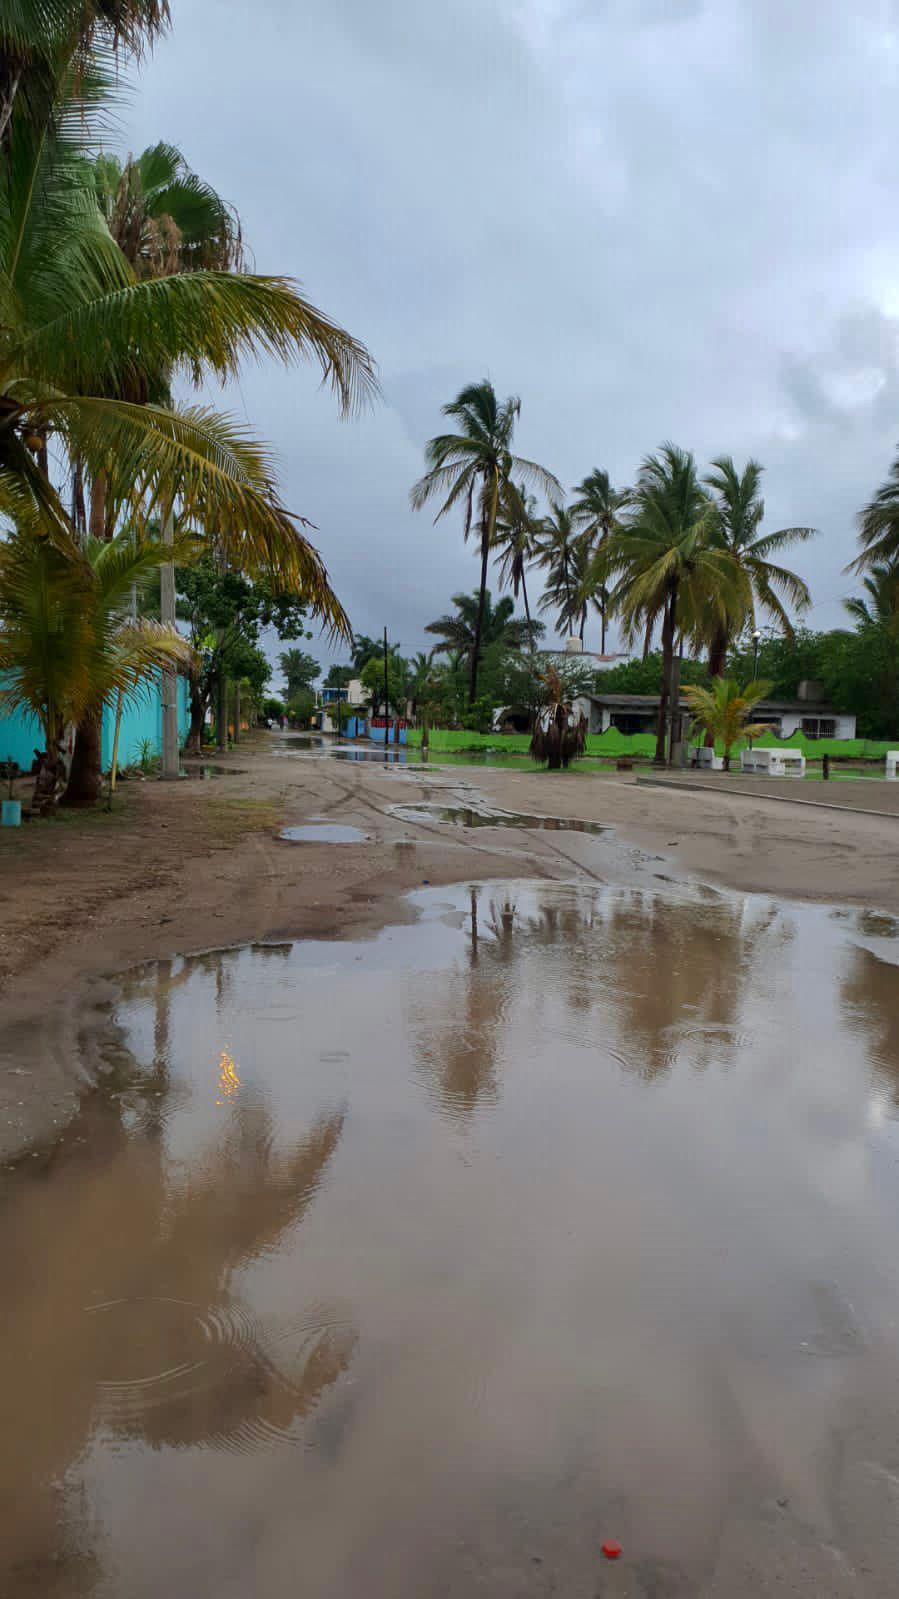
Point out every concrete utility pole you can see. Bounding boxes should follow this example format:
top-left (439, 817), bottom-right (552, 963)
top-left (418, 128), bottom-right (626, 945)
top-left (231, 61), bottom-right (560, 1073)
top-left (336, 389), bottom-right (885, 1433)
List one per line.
top-left (383, 627), bottom-right (390, 761)
top-left (217, 667), bottom-right (228, 754)
top-left (160, 508), bottom-right (180, 779)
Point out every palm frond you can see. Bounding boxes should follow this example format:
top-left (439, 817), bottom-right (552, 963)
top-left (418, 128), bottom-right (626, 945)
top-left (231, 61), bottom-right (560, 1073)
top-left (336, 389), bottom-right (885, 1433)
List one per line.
top-left (28, 397), bottom-right (350, 635)
top-left (8, 271), bottom-right (378, 414)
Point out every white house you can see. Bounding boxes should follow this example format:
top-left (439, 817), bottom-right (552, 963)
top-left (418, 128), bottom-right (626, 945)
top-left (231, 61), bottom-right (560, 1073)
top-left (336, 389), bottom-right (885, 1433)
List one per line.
top-left (580, 685), bottom-right (856, 742)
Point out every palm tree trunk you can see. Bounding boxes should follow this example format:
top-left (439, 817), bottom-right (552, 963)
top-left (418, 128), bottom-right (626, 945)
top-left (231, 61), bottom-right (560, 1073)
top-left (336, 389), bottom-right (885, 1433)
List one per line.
top-left (708, 624), bottom-right (728, 678)
top-left (655, 589), bottom-right (677, 765)
top-left (32, 717), bottom-right (65, 814)
top-left (521, 569), bottom-right (532, 635)
top-left (704, 624), bottom-right (729, 745)
top-left (61, 707), bottom-right (103, 807)
top-left (71, 456), bottom-right (87, 535)
top-left (469, 472), bottom-right (500, 705)
top-left (89, 471), bottom-right (108, 540)
top-left (600, 591), bottom-right (607, 654)
top-left (668, 637), bottom-right (683, 768)
top-left (184, 683), bottom-right (207, 754)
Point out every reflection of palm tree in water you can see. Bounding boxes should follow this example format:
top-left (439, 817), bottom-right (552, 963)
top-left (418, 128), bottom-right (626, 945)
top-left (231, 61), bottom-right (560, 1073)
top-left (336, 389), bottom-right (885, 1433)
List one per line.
top-left (409, 885), bottom-right (785, 1118)
top-left (840, 932), bottom-right (899, 1112)
top-left (516, 887), bottom-right (785, 1079)
top-left (409, 888), bottom-right (514, 1122)
top-left (0, 951), bottom-right (353, 1581)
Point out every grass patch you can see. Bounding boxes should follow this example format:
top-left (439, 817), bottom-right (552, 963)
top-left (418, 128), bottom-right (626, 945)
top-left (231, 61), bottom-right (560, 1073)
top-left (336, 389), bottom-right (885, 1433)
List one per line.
top-left (203, 797), bottom-right (282, 841)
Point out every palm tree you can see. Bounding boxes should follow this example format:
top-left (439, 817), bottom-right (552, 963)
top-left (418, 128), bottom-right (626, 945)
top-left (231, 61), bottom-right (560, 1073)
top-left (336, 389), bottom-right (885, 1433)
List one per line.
top-left (530, 664), bottom-right (587, 770)
top-left (570, 468), bottom-right (632, 652)
top-left (1, 67), bottom-right (375, 799)
top-left (703, 456), bottom-right (815, 675)
top-left (411, 380), bottom-right (559, 704)
top-left (600, 444), bottom-right (745, 764)
top-left (425, 590), bottom-right (542, 672)
top-left (95, 141), bottom-right (243, 281)
top-left (1, 0), bottom-right (170, 146)
top-left (493, 479), bottom-right (539, 633)
top-left (844, 561), bottom-right (899, 735)
top-left (853, 452), bottom-right (899, 576)
top-left (534, 501), bottom-right (585, 638)
top-left (0, 79), bottom-right (375, 591)
top-left (350, 635), bottom-right (382, 672)
top-left (845, 561), bottom-right (899, 632)
top-left (85, 139), bottom-right (245, 538)
top-left (683, 677), bottom-right (772, 771)
top-left (0, 529), bottom-right (189, 809)
top-left (406, 650), bottom-right (437, 724)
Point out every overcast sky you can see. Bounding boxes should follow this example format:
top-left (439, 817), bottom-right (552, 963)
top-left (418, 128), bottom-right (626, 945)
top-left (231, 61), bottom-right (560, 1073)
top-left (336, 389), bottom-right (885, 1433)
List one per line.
top-left (120, 0), bottom-right (899, 679)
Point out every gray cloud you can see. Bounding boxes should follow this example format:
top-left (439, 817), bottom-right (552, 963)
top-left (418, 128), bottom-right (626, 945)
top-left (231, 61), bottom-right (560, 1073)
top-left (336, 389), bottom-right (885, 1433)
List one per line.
top-left (120, 0), bottom-right (899, 669)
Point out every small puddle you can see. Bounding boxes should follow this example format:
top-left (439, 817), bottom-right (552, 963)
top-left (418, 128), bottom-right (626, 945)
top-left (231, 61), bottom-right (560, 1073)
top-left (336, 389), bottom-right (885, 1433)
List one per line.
top-left (5, 886), bottom-right (899, 1594)
top-left (389, 802), bottom-right (607, 833)
top-left (272, 735), bottom-right (326, 754)
top-left (279, 821), bottom-right (367, 844)
top-left (179, 764), bottom-right (249, 780)
top-left (330, 747), bottom-right (414, 764)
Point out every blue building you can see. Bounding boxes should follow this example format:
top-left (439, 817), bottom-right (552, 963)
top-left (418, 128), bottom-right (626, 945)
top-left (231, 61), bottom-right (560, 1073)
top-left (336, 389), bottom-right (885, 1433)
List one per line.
top-left (0, 675), bottom-right (190, 773)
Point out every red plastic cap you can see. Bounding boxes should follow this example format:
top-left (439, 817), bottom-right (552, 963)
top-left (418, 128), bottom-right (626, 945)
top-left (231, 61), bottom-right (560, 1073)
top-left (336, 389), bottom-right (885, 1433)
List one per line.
top-left (602, 1541), bottom-right (622, 1561)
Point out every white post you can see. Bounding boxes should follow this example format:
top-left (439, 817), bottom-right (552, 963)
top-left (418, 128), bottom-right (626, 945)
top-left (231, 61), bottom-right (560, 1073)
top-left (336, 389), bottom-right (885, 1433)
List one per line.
top-left (160, 508), bottom-right (179, 779)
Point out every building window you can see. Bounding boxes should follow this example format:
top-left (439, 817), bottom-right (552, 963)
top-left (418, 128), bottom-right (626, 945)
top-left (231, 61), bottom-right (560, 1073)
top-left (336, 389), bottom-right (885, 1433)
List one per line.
top-left (801, 718), bottom-right (836, 739)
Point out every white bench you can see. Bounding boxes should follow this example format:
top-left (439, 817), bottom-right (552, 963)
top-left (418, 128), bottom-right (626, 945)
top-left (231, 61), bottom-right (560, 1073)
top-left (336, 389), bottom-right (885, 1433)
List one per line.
top-left (691, 746), bottom-right (724, 771)
top-left (886, 752), bottom-right (899, 780)
top-left (740, 747), bottom-right (806, 777)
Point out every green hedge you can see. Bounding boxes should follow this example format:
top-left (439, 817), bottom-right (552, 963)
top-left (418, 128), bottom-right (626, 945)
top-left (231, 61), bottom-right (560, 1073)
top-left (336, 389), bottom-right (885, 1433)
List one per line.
top-left (409, 727), bottom-right (898, 760)
top-left (738, 731), bottom-right (894, 759)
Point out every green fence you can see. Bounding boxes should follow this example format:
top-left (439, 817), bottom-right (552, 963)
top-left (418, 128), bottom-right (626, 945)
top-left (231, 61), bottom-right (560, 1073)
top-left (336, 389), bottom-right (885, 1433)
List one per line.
top-left (408, 726), bottom-right (897, 760)
top-left (410, 728), bottom-right (657, 757)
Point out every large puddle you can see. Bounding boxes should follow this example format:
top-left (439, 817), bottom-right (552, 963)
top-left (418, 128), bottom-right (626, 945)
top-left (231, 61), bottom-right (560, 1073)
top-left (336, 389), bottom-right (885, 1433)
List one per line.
top-left (5, 881), bottom-right (899, 1595)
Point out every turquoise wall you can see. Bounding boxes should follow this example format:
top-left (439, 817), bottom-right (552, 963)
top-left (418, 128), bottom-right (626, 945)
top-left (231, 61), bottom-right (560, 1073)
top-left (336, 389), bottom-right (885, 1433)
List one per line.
top-left (0, 702), bottom-right (44, 772)
top-left (0, 675), bottom-right (189, 772)
top-left (101, 675), bottom-right (189, 768)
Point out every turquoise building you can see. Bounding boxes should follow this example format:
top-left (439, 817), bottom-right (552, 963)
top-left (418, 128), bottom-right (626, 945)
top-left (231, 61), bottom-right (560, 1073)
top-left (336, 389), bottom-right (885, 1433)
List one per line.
top-left (0, 675), bottom-right (190, 773)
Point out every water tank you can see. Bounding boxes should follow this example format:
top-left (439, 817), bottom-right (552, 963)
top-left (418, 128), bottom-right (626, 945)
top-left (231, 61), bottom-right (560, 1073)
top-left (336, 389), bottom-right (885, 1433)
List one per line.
top-left (797, 679), bottom-right (824, 702)
top-left (565, 637), bottom-right (584, 654)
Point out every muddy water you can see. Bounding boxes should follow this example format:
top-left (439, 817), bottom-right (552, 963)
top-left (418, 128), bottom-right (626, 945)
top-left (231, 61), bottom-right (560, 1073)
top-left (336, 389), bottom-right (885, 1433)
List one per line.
top-left (5, 882), bottom-right (899, 1597)
top-left (389, 801), bottom-right (607, 832)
